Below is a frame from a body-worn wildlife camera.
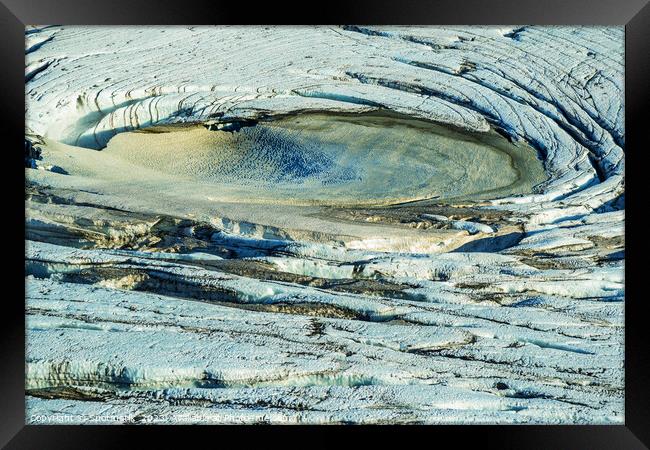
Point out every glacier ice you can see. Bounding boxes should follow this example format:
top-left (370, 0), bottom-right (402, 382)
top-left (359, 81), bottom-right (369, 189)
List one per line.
top-left (25, 25), bottom-right (624, 424)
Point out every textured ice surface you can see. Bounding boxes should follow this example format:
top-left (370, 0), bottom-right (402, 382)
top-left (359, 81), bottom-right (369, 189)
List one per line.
top-left (25, 25), bottom-right (624, 424)
top-left (97, 115), bottom-right (546, 206)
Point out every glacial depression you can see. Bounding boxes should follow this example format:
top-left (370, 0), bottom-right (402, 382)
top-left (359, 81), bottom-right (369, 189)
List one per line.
top-left (25, 26), bottom-right (624, 424)
top-left (85, 113), bottom-right (546, 206)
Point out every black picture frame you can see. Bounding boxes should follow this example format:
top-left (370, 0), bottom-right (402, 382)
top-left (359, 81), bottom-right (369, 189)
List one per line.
top-left (3, 0), bottom-right (648, 448)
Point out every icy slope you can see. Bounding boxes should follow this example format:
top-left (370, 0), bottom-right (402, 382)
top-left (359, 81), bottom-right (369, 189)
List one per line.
top-left (25, 26), bottom-right (624, 424)
top-left (26, 26), bottom-right (624, 207)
